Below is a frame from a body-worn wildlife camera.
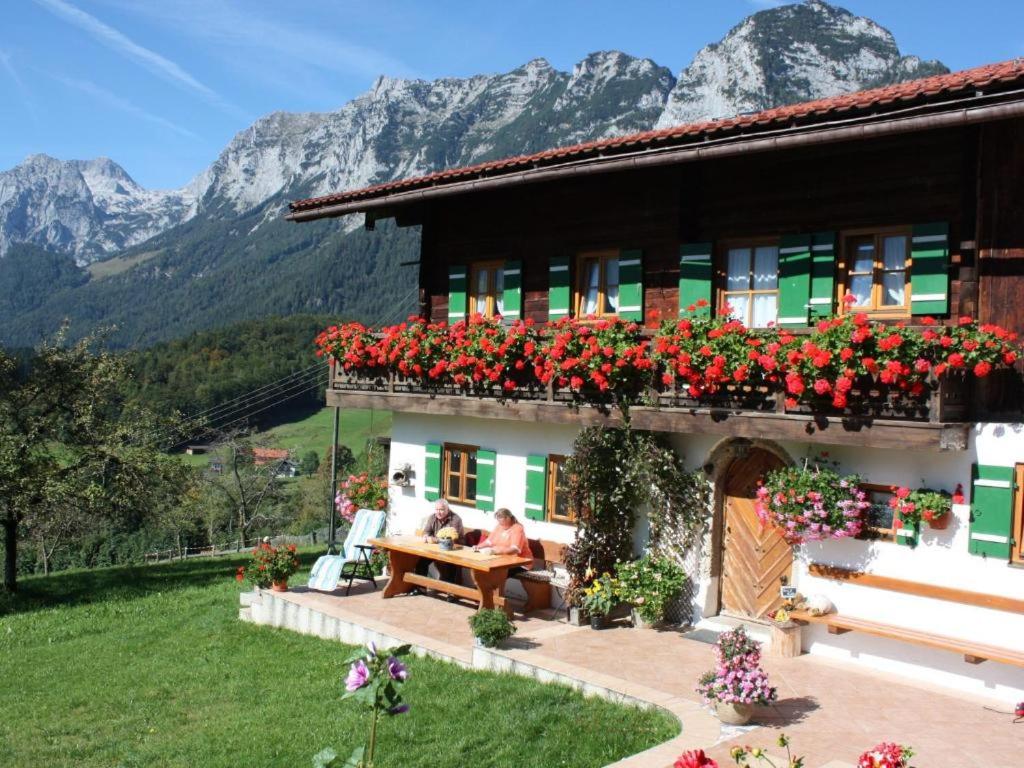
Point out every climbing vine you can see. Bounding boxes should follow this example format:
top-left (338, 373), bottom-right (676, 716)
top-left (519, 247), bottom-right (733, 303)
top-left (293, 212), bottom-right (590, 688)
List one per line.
top-left (562, 423), bottom-right (710, 604)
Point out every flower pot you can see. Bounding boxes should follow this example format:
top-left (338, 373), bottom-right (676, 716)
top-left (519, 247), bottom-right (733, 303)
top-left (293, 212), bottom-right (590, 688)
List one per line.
top-left (438, 538), bottom-right (454, 551)
top-left (590, 614), bottom-right (608, 630)
top-left (631, 609), bottom-right (657, 629)
top-left (715, 701), bottom-right (754, 725)
top-left (926, 512), bottom-right (950, 530)
top-left (271, 580), bottom-right (289, 592)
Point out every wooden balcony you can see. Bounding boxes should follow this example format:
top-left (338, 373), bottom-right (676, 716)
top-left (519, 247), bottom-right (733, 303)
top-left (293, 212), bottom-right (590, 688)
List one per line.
top-left (325, 363), bottom-right (986, 451)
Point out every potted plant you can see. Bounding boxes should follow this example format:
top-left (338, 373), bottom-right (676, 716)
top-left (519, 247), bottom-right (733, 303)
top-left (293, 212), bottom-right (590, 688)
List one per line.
top-left (755, 461), bottom-right (869, 544)
top-left (891, 486), bottom-right (953, 532)
top-left (237, 540), bottom-right (301, 591)
top-left (468, 608), bottom-right (517, 648)
top-left (857, 742), bottom-right (916, 768)
top-left (696, 626), bottom-right (777, 725)
top-left (615, 555), bottom-right (687, 628)
top-left (435, 526), bottom-right (460, 551)
top-left (580, 572), bottom-right (617, 629)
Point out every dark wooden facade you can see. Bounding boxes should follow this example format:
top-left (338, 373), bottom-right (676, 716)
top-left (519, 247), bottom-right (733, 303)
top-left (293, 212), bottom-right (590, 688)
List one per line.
top-left (416, 119), bottom-right (1024, 336)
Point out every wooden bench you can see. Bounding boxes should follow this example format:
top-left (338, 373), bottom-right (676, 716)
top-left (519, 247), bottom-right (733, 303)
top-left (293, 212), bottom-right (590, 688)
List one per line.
top-left (792, 563), bottom-right (1024, 668)
top-left (514, 539), bottom-right (568, 613)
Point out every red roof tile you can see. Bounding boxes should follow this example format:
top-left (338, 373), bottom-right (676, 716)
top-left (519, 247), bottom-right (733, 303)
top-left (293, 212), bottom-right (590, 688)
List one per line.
top-left (289, 58), bottom-right (1024, 214)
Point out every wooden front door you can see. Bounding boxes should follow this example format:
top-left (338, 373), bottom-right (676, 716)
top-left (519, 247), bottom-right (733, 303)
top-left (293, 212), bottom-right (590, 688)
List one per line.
top-left (720, 449), bottom-right (792, 619)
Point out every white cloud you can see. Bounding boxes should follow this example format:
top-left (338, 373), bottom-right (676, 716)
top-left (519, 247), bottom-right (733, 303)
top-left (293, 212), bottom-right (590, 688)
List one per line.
top-left (33, 0), bottom-right (242, 115)
top-left (99, 1), bottom-right (420, 89)
top-left (0, 50), bottom-right (39, 123)
top-left (54, 74), bottom-right (200, 139)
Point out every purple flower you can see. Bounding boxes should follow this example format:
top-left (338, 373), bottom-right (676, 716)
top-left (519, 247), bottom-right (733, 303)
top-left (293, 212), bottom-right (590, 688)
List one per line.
top-left (387, 703), bottom-right (410, 716)
top-left (345, 659), bottom-right (370, 692)
top-left (387, 657), bottom-right (408, 681)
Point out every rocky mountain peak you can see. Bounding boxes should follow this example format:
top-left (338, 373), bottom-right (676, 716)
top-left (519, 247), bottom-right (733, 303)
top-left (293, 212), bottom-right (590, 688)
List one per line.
top-left (656, 0), bottom-right (947, 127)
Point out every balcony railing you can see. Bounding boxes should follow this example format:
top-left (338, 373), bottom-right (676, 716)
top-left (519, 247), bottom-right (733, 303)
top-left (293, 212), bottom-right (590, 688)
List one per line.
top-left (324, 362), bottom-right (1005, 452)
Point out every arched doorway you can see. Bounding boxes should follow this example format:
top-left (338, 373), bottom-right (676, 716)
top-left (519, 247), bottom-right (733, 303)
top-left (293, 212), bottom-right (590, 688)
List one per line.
top-left (719, 447), bottom-right (792, 620)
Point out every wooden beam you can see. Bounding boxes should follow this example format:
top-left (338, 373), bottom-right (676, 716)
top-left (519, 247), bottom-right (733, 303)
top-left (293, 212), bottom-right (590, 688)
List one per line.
top-left (325, 389), bottom-right (967, 451)
top-left (827, 625), bottom-right (852, 635)
top-left (807, 563), bottom-right (1024, 615)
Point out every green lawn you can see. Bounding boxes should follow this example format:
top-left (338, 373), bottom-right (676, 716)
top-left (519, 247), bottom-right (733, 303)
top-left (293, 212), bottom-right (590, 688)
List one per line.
top-left (181, 408), bottom-right (391, 468)
top-left (0, 553), bottom-right (676, 768)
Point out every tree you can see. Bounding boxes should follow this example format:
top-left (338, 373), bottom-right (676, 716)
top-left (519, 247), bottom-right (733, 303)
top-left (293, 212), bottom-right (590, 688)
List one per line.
top-left (0, 332), bottom-right (191, 592)
top-left (203, 431), bottom-right (287, 548)
top-left (299, 450), bottom-right (320, 476)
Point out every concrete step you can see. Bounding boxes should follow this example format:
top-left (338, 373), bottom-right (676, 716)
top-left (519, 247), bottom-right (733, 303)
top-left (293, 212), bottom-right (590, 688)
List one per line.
top-left (691, 614), bottom-right (772, 646)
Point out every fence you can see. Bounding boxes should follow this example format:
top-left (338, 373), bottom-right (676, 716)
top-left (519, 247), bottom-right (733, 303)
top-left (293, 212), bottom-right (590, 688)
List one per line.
top-left (143, 527), bottom-right (331, 564)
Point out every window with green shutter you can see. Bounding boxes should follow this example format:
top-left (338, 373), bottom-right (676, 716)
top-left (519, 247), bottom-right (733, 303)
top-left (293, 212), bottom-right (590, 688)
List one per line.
top-left (617, 249), bottom-right (643, 321)
top-left (475, 449), bottom-right (496, 512)
top-left (679, 242), bottom-right (712, 317)
top-left (910, 222), bottom-right (950, 316)
top-left (424, 442), bottom-right (442, 502)
top-left (524, 454), bottom-right (548, 521)
top-left (502, 260), bottom-right (522, 319)
top-left (448, 266), bottom-right (467, 322)
top-left (809, 232), bottom-right (836, 319)
top-left (777, 234), bottom-right (812, 327)
top-left (968, 464), bottom-right (1015, 558)
top-left (548, 256), bottom-right (571, 321)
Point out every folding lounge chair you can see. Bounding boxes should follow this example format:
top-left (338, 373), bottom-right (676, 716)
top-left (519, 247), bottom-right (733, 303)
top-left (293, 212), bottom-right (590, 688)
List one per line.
top-left (307, 508), bottom-right (387, 595)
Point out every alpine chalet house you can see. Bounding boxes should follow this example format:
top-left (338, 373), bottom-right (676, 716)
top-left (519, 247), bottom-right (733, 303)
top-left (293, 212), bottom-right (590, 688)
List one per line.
top-left (289, 60), bottom-right (1024, 703)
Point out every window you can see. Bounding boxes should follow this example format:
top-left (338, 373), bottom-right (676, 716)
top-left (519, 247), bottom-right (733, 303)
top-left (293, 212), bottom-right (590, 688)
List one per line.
top-left (720, 243), bottom-right (779, 328)
top-left (841, 229), bottom-right (910, 316)
top-left (859, 483), bottom-right (898, 541)
top-left (469, 261), bottom-right (505, 319)
top-left (443, 443), bottom-right (478, 506)
top-left (576, 251), bottom-right (619, 318)
top-left (547, 455), bottom-right (575, 524)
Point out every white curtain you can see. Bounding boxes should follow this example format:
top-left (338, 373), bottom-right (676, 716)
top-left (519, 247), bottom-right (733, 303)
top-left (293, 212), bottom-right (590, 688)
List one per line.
top-left (583, 261), bottom-right (600, 315)
top-left (495, 268), bottom-right (505, 315)
top-left (604, 258), bottom-right (619, 313)
top-left (881, 236), bottom-right (906, 306)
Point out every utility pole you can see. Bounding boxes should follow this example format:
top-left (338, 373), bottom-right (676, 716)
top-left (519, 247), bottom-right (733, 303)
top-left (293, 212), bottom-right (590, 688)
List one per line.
top-left (327, 405), bottom-right (340, 554)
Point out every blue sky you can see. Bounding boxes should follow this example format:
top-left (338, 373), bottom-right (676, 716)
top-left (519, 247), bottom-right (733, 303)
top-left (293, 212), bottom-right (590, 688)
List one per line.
top-left (2, 0), bottom-right (1021, 189)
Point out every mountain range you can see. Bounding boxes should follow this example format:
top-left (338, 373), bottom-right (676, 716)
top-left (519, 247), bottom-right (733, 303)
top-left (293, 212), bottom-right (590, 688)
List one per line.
top-left (0, 0), bottom-right (947, 348)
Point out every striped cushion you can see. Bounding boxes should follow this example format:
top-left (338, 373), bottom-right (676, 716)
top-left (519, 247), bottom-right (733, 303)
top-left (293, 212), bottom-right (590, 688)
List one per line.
top-left (307, 555), bottom-right (346, 592)
top-left (342, 508), bottom-right (386, 563)
top-left (517, 569), bottom-right (554, 583)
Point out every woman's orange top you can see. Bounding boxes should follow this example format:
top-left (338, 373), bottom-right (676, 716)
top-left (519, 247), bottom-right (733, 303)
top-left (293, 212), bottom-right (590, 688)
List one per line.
top-left (483, 523), bottom-right (533, 562)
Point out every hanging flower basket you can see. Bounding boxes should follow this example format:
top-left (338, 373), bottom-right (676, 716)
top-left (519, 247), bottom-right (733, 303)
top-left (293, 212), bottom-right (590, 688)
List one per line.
top-left (755, 463), bottom-right (869, 544)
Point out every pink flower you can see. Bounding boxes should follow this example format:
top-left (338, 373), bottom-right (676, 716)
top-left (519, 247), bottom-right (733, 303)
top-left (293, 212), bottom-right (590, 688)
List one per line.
top-left (345, 659), bottom-right (371, 691)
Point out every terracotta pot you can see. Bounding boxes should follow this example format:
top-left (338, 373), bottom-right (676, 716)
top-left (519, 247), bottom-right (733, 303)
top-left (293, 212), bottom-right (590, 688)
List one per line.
top-left (926, 512), bottom-right (951, 530)
top-left (271, 580), bottom-right (289, 592)
top-left (715, 701), bottom-right (754, 725)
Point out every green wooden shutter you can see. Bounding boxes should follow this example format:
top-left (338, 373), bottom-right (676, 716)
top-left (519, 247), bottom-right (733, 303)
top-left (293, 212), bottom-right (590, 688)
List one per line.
top-left (548, 256), bottom-right (571, 321)
top-left (448, 266), bottom-right (467, 322)
top-left (501, 261), bottom-right (522, 319)
top-left (911, 222), bottom-right (950, 316)
top-left (424, 443), bottom-right (442, 502)
top-left (679, 242), bottom-right (712, 317)
top-left (778, 234), bottom-right (812, 327)
top-left (524, 454), bottom-right (548, 521)
top-left (968, 464), bottom-right (1015, 558)
top-left (617, 249), bottom-right (643, 321)
top-left (476, 449), bottom-right (496, 512)
top-left (895, 519), bottom-right (919, 548)
top-left (809, 232), bottom-right (836, 319)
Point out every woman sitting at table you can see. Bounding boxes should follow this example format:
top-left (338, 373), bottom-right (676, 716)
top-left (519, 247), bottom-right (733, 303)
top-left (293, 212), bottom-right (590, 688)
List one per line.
top-left (474, 508), bottom-right (533, 570)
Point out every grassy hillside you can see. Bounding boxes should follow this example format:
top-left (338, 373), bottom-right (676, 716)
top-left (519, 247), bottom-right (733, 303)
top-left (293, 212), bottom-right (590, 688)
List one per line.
top-left (0, 556), bottom-right (675, 767)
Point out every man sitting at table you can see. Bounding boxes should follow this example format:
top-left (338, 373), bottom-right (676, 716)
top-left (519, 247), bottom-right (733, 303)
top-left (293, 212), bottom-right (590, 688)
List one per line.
top-left (413, 498), bottom-right (465, 595)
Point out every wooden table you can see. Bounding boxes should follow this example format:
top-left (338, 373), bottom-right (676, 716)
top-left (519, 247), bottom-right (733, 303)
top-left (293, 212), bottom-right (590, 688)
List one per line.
top-left (368, 536), bottom-right (532, 616)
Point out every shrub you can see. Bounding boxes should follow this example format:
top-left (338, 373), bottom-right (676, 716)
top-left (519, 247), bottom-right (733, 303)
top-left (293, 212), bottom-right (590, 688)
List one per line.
top-left (615, 555), bottom-right (687, 624)
top-left (468, 608), bottom-right (516, 647)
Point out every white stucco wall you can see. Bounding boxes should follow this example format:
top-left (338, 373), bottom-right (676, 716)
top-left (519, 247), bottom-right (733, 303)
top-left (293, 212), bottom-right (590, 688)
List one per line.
top-left (383, 412), bottom-right (1024, 701)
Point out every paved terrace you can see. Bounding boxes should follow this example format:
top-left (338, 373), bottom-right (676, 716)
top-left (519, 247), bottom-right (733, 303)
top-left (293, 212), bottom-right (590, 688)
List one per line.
top-left (240, 584), bottom-right (1018, 768)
